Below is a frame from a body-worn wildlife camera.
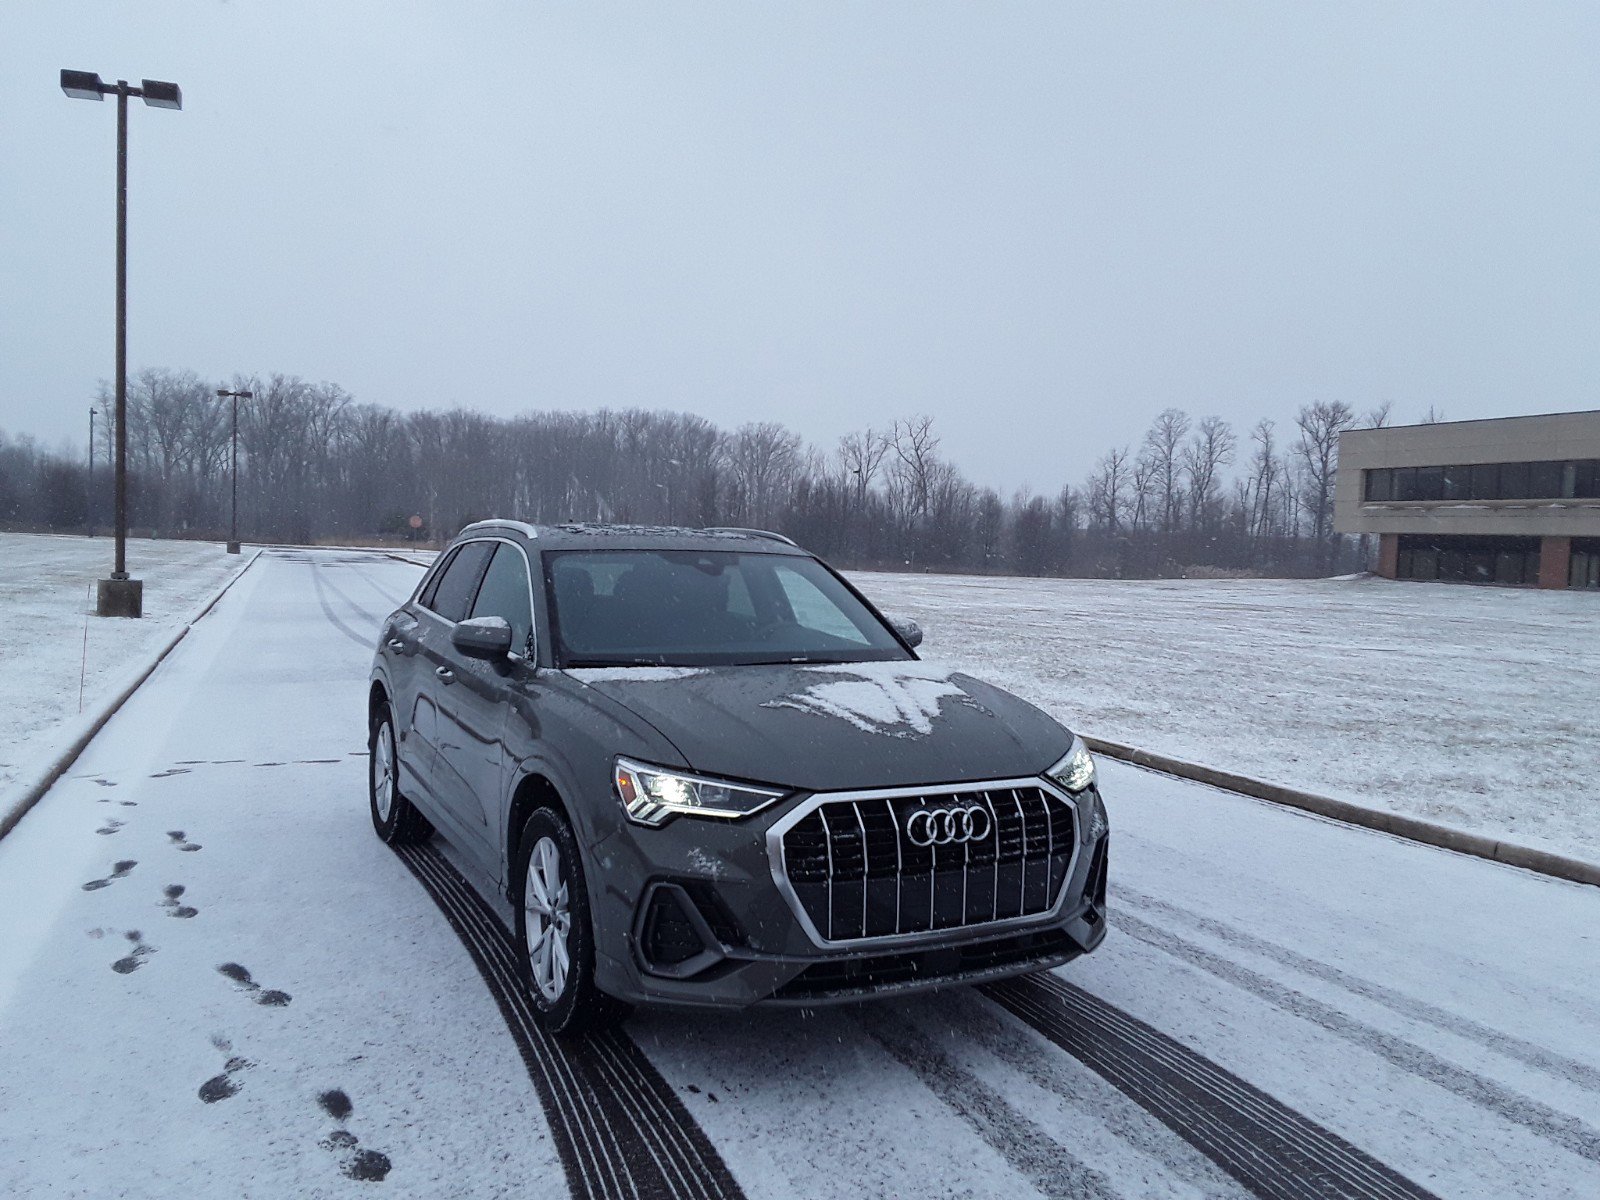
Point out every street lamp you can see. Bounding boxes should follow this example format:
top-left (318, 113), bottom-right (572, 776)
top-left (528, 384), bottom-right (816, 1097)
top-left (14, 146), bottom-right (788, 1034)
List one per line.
top-left (61, 69), bottom-right (183, 618)
top-left (216, 389), bottom-right (253, 553)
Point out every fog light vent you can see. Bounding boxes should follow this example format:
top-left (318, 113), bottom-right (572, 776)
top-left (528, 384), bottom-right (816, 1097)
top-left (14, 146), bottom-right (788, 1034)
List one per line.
top-left (642, 887), bottom-right (707, 967)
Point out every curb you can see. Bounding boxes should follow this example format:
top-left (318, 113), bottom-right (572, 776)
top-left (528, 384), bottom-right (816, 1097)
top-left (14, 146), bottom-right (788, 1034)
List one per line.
top-left (1082, 735), bottom-right (1600, 889)
top-left (0, 549), bottom-right (263, 843)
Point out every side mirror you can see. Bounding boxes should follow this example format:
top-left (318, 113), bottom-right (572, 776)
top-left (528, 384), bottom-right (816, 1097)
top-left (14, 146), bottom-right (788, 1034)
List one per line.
top-left (890, 617), bottom-right (923, 649)
top-left (452, 615), bottom-right (513, 659)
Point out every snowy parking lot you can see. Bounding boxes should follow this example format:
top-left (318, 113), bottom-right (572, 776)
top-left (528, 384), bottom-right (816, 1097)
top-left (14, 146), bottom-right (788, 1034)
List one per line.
top-left (0, 533), bottom-right (246, 804)
top-left (0, 546), bottom-right (1596, 1198)
top-left (857, 570), bottom-right (1600, 863)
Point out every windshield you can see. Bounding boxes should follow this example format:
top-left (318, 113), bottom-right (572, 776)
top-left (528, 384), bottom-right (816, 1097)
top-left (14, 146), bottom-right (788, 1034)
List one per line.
top-left (545, 549), bottom-right (912, 667)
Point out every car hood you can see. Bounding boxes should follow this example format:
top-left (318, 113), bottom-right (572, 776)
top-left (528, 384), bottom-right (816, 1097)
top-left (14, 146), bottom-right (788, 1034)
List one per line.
top-left (563, 661), bottom-right (1071, 793)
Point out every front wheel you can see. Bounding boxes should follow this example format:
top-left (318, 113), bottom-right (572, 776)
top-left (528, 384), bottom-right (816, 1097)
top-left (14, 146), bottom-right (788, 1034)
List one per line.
top-left (369, 702), bottom-right (432, 845)
top-left (513, 808), bottom-right (629, 1037)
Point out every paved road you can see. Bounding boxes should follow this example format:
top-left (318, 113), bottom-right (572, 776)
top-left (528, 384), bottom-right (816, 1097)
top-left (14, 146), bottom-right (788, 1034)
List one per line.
top-left (1, 548), bottom-right (1595, 1199)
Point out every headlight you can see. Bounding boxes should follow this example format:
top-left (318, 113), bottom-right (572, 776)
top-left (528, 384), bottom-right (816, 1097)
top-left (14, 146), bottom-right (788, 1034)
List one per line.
top-left (1046, 737), bottom-right (1096, 794)
top-left (614, 757), bottom-right (787, 827)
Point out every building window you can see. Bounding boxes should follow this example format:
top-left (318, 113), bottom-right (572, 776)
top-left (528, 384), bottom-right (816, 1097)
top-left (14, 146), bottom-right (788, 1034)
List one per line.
top-left (1366, 458), bottom-right (1600, 502)
top-left (1574, 461), bottom-right (1600, 499)
top-left (1572, 540), bottom-right (1600, 589)
top-left (1395, 535), bottom-right (1541, 586)
top-left (1469, 463), bottom-right (1500, 500)
top-left (1529, 460), bottom-right (1563, 499)
top-left (1498, 462), bottom-right (1531, 499)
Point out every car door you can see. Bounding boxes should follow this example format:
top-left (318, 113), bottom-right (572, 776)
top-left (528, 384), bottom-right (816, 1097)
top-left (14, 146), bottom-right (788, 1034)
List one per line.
top-left (381, 549), bottom-right (453, 802)
top-left (412, 539), bottom-right (496, 853)
top-left (431, 541), bottom-right (535, 877)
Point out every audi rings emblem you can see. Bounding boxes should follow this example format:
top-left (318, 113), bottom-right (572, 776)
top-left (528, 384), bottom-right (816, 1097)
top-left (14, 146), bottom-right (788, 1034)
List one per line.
top-left (904, 805), bottom-right (992, 847)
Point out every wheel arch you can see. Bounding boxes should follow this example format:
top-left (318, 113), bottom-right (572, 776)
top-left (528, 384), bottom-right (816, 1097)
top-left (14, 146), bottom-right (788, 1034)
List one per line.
top-left (368, 679), bottom-right (390, 730)
top-left (507, 772), bottom-right (572, 890)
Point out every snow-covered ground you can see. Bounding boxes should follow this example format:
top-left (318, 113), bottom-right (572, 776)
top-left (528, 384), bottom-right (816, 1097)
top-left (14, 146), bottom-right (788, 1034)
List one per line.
top-left (0, 548), bottom-right (1595, 1198)
top-left (855, 571), bottom-right (1600, 863)
top-left (0, 533), bottom-right (246, 801)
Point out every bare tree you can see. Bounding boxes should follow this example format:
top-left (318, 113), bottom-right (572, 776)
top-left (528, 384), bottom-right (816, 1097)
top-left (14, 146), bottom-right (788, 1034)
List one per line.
top-left (1182, 415), bottom-right (1236, 529)
top-left (1294, 400), bottom-right (1355, 570)
top-left (1363, 401), bottom-right (1394, 429)
top-left (1140, 408), bottom-right (1191, 534)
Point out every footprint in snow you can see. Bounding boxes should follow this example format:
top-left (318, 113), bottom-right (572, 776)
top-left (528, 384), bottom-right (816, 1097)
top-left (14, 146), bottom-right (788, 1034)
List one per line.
top-left (111, 930), bottom-right (156, 974)
top-left (96, 818), bottom-right (125, 836)
top-left (167, 831), bottom-right (202, 853)
top-left (199, 1038), bottom-right (253, 1104)
top-left (317, 1090), bottom-right (392, 1182)
top-left (162, 884), bottom-right (199, 919)
top-left (92, 778), bottom-right (117, 788)
top-left (149, 767), bottom-right (191, 779)
top-left (83, 860), bottom-right (137, 891)
top-left (217, 963), bottom-right (291, 1006)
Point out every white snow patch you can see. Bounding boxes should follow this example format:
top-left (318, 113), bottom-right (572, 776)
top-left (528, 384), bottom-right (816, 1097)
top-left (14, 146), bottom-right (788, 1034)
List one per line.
top-left (762, 661), bottom-right (975, 737)
top-left (686, 847), bottom-right (727, 880)
top-left (567, 666), bottom-right (708, 683)
top-left (850, 569), bottom-right (1600, 861)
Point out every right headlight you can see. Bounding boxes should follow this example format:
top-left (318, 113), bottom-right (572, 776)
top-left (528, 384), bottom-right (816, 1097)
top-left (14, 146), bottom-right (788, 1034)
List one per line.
top-left (1045, 736), bottom-right (1096, 794)
top-left (1046, 737), bottom-right (1108, 843)
top-left (613, 757), bottom-right (787, 828)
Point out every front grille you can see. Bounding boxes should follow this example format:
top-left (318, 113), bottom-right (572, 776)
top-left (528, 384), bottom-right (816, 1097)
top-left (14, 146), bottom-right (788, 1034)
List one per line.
top-left (778, 784), bottom-right (1078, 942)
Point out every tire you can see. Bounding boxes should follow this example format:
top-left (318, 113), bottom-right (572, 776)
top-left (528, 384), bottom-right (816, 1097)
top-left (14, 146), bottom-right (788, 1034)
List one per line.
top-left (512, 807), bottom-right (630, 1037)
top-left (369, 701), bottom-right (433, 845)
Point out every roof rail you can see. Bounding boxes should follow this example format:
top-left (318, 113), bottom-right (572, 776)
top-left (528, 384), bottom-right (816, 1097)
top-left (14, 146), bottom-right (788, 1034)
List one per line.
top-left (458, 519), bottom-right (540, 539)
top-left (703, 526), bottom-right (799, 547)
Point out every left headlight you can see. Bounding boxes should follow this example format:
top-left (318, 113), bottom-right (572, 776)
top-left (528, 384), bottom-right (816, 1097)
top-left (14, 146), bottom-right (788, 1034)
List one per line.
top-left (1045, 736), bottom-right (1096, 794)
top-left (614, 757), bottom-right (788, 828)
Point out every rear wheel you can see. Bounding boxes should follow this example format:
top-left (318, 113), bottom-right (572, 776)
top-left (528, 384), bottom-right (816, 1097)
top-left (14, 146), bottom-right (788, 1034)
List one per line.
top-left (513, 807), bottom-right (629, 1036)
top-left (368, 702), bottom-right (432, 844)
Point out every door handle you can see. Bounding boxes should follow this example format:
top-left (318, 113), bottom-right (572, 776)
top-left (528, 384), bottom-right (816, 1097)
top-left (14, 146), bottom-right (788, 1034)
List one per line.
top-left (435, 666), bottom-right (455, 684)
top-left (387, 638), bottom-right (408, 653)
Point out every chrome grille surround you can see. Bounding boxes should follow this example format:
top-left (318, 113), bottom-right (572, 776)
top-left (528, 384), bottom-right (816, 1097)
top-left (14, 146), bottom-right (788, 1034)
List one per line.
top-left (766, 776), bottom-right (1084, 951)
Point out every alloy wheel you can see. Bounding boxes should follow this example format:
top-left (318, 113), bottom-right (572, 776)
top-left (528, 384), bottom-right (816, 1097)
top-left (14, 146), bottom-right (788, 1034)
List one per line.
top-left (523, 837), bottom-right (572, 1003)
top-left (373, 722), bottom-right (395, 821)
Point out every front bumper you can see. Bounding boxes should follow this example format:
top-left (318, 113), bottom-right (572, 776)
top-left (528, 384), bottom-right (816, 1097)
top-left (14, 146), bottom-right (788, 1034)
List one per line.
top-left (584, 783), bottom-right (1111, 1009)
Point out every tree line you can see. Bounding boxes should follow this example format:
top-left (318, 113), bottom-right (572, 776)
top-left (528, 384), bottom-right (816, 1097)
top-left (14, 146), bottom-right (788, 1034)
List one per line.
top-left (0, 367), bottom-right (1391, 577)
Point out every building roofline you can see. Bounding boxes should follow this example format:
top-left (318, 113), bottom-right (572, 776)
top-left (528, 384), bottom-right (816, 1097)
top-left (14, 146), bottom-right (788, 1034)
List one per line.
top-left (1345, 408), bottom-right (1600, 436)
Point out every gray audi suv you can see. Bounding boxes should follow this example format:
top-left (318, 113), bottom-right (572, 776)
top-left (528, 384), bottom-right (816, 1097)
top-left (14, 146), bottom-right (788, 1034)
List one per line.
top-left (368, 521), bottom-right (1109, 1035)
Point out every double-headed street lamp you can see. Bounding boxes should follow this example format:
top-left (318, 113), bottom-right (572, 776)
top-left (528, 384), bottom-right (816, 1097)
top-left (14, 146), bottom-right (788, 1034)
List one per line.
top-left (61, 69), bottom-right (183, 618)
top-left (216, 389), bottom-right (253, 553)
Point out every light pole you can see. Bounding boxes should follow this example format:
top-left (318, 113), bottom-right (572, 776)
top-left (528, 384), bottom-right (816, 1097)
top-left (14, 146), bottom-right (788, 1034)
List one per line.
top-left (61, 69), bottom-right (183, 618)
top-left (216, 389), bottom-right (253, 553)
top-left (88, 406), bottom-right (96, 537)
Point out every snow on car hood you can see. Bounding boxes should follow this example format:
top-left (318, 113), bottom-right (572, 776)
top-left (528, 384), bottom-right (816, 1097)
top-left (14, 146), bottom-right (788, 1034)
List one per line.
top-left (566, 660), bottom-right (1071, 793)
top-left (758, 661), bottom-right (977, 738)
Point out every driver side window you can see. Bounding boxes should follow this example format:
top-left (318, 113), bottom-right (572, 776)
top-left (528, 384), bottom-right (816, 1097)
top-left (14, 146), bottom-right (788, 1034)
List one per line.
top-left (470, 543), bottom-right (535, 657)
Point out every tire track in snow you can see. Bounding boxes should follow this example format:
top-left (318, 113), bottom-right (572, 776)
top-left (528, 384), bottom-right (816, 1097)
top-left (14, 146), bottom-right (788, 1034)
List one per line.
top-left (984, 974), bottom-right (1440, 1200)
top-left (1117, 884), bottom-right (1600, 1096)
top-left (396, 842), bottom-right (745, 1200)
top-left (855, 1004), bottom-right (1122, 1199)
top-left (307, 558), bottom-right (373, 649)
top-left (1111, 907), bottom-right (1600, 1166)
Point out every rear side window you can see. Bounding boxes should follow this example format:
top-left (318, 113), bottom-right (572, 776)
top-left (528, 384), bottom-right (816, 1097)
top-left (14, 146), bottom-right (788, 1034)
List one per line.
top-left (416, 548), bottom-right (457, 610)
top-left (428, 541), bottom-right (495, 622)
top-left (470, 543), bottom-right (535, 656)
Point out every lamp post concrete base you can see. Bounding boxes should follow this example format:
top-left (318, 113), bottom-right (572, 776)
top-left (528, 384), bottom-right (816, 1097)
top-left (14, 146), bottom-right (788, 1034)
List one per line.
top-left (96, 578), bottom-right (143, 618)
top-left (226, 541), bottom-right (241, 555)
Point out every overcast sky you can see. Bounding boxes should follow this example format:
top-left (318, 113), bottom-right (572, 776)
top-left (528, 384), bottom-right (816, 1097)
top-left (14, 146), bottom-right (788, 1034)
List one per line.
top-left (5, 2), bottom-right (1599, 492)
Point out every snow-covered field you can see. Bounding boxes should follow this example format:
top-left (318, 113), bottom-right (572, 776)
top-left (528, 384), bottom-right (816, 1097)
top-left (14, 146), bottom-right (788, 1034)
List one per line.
top-left (856, 571), bottom-right (1600, 863)
top-left (0, 547), bottom-right (1596, 1199)
top-left (0, 533), bottom-right (246, 802)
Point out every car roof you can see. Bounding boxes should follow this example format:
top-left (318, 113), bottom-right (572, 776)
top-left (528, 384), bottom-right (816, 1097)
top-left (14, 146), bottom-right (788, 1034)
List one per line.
top-left (452, 520), bottom-right (809, 556)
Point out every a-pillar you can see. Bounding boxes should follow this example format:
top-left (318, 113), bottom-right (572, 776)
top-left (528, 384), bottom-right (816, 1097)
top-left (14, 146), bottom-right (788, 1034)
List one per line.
top-left (1376, 533), bottom-right (1399, 579)
top-left (1538, 536), bottom-right (1571, 589)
